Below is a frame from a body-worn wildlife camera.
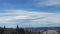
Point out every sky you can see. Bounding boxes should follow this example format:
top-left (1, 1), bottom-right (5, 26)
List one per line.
top-left (0, 0), bottom-right (60, 28)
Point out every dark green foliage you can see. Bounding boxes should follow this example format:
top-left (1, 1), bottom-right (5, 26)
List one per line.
top-left (16, 25), bottom-right (25, 34)
top-left (16, 25), bottom-right (20, 34)
top-left (20, 28), bottom-right (25, 34)
top-left (0, 26), bottom-right (5, 34)
top-left (4, 26), bottom-right (5, 29)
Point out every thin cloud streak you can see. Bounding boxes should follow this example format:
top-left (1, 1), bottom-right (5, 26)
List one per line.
top-left (38, 0), bottom-right (60, 6)
top-left (0, 10), bottom-right (60, 27)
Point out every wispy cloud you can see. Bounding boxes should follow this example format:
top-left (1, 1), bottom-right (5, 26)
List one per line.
top-left (0, 9), bottom-right (60, 27)
top-left (38, 0), bottom-right (60, 6)
top-left (0, 0), bottom-right (60, 28)
top-left (0, 0), bottom-right (60, 13)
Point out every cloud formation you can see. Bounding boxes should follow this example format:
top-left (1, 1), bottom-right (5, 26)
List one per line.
top-left (38, 0), bottom-right (60, 6)
top-left (0, 10), bottom-right (60, 28)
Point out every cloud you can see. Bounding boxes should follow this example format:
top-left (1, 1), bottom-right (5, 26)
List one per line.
top-left (38, 0), bottom-right (60, 6)
top-left (0, 9), bottom-right (60, 27)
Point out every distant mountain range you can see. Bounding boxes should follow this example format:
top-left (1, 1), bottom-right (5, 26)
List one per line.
top-left (24, 27), bottom-right (60, 32)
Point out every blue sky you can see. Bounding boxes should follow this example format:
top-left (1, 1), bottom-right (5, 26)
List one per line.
top-left (0, 0), bottom-right (60, 28)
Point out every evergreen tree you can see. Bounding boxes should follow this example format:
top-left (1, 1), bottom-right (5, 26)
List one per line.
top-left (20, 28), bottom-right (25, 34)
top-left (3, 26), bottom-right (6, 34)
top-left (0, 26), bottom-right (1, 34)
top-left (0, 26), bottom-right (6, 34)
top-left (16, 25), bottom-right (20, 34)
top-left (4, 26), bottom-right (5, 29)
top-left (16, 25), bottom-right (25, 34)
top-left (17, 25), bottom-right (19, 29)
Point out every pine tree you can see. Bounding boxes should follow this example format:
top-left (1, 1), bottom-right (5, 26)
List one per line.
top-left (20, 28), bottom-right (25, 34)
top-left (17, 25), bottom-right (19, 29)
top-left (16, 25), bottom-right (20, 34)
top-left (0, 26), bottom-right (5, 34)
top-left (4, 26), bottom-right (5, 29)
top-left (0, 27), bottom-right (1, 34)
top-left (3, 26), bottom-right (6, 34)
top-left (16, 25), bottom-right (25, 34)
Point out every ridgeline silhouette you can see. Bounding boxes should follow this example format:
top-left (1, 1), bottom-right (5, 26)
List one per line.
top-left (0, 25), bottom-right (60, 34)
top-left (0, 25), bottom-right (41, 34)
top-left (0, 25), bottom-right (25, 34)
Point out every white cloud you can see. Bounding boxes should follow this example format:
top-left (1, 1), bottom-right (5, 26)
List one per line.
top-left (0, 9), bottom-right (60, 27)
top-left (38, 0), bottom-right (60, 6)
